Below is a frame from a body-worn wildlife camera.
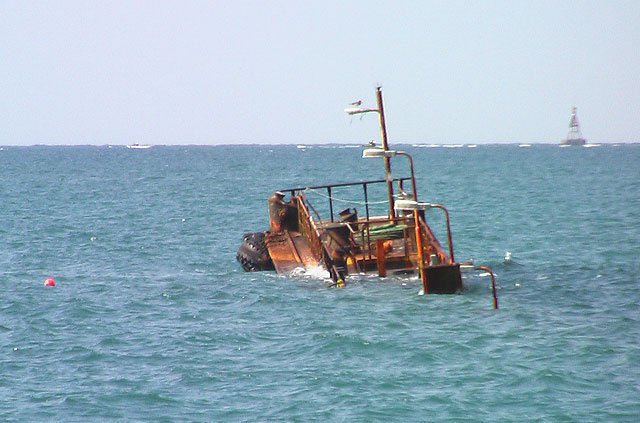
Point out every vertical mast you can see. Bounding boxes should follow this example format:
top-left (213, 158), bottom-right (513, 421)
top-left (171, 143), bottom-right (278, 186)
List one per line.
top-left (376, 87), bottom-right (395, 219)
top-left (344, 87), bottom-right (396, 218)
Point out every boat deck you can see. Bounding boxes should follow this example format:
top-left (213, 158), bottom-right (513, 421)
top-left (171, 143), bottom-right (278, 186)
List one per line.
top-left (266, 226), bottom-right (416, 277)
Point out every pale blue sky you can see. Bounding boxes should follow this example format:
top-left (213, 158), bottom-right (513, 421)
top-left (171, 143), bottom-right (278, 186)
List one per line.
top-left (2, 1), bottom-right (639, 145)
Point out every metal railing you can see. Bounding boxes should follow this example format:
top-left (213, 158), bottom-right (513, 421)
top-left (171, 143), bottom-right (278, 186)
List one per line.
top-left (281, 177), bottom-right (411, 223)
top-left (474, 265), bottom-right (499, 310)
top-left (294, 195), bottom-right (344, 285)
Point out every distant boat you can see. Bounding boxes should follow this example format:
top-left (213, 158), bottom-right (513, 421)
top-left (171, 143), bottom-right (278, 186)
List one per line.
top-left (560, 107), bottom-right (587, 146)
top-left (519, 143), bottom-right (532, 148)
top-left (412, 144), bottom-right (440, 148)
top-left (126, 143), bottom-right (151, 149)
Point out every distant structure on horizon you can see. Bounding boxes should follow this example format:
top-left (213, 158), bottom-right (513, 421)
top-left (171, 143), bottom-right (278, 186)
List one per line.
top-left (560, 107), bottom-right (587, 146)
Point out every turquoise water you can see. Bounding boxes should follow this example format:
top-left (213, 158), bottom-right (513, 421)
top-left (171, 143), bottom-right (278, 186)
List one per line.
top-left (1, 144), bottom-right (639, 421)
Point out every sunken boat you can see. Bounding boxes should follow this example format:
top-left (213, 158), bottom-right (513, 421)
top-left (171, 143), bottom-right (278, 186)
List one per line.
top-left (237, 87), bottom-right (498, 308)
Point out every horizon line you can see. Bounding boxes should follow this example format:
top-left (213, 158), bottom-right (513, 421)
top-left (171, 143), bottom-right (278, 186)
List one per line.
top-left (1, 141), bottom-right (638, 148)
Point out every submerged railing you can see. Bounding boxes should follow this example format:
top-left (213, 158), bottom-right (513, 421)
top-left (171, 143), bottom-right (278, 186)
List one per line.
top-left (282, 178), bottom-right (414, 261)
top-left (281, 177), bottom-right (411, 223)
top-left (281, 178), bottom-right (456, 269)
top-left (293, 195), bottom-right (344, 285)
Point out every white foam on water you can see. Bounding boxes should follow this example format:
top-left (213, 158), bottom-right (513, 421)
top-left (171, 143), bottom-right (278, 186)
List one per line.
top-left (289, 266), bottom-right (330, 280)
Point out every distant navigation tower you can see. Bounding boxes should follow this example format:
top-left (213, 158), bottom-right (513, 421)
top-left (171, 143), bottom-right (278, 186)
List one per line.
top-left (561, 107), bottom-right (586, 146)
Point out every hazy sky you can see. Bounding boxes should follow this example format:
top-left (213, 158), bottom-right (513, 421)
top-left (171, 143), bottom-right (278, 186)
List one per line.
top-left (2, 1), bottom-right (639, 145)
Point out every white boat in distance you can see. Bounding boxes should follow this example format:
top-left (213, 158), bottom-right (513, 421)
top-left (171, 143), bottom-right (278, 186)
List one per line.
top-left (126, 143), bottom-right (152, 149)
top-left (560, 107), bottom-right (586, 146)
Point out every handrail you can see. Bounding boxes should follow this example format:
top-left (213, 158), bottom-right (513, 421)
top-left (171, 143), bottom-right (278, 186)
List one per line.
top-left (284, 177), bottom-right (411, 222)
top-left (294, 196), bottom-right (345, 286)
top-left (280, 177), bottom-right (411, 195)
top-left (475, 265), bottom-right (499, 310)
top-left (416, 216), bottom-right (448, 265)
top-left (299, 192), bottom-right (362, 273)
top-left (300, 182), bottom-right (412, 263)
top-left (301, 192), bottom-right (325, 223)
top-left (422, 203), bottom-right (455, 263)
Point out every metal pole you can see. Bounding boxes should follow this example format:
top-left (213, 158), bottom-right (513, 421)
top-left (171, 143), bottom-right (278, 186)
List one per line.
top-left (475, 265), bottom-right (499, 309)
top-left (363, 182), bottom-right (370, 221)
top-left (363, 183), bottom-right (372, 260)
top-left (414, 210), bottom-right (428, 294)
top-left (327, 186), bottom-right (334, 222)
top-left (430, 203), bottom-right (455, 263)
top-left (397, 152), bottom-right (418, 202)
top-left (442, 207), bottom-right (455, 263)
top-left (376, 87), bottom-right (395, 219)
top-left (397, 150), bottom-right (427, 292)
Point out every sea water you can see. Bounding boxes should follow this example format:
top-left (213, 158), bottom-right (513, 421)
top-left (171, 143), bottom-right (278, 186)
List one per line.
top-left (1, 144), bottom-right (639, 421)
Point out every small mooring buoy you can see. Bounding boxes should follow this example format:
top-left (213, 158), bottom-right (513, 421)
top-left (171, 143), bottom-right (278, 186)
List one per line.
top-left (44, 277), bottom-right (56, 287)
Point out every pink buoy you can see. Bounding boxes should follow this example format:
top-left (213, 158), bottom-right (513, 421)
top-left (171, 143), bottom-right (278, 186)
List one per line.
top-left (44, 277), bottom-right (56, 287)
